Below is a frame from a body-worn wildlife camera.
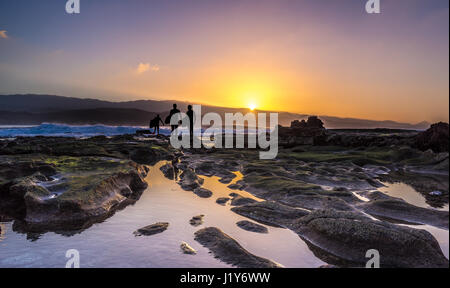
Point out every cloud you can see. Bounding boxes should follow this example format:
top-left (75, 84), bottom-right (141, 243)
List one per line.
top-left (0, 30), bottom-right (8, 39)
top-left (136, 62), bottom-right (160, 74)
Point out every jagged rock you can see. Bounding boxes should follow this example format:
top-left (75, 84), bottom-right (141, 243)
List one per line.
top-left (133, 222), bottom-right (169, 236)
top-left (160, 163), bottom-right (175, 180)
top-left (194, 227), bottom-right (281, 268)
top-left (415, 122), bottom-right (449, 153)
top-left (178, 169), bottom-right (204, 191)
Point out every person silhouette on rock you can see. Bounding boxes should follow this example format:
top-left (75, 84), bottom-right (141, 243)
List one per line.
top-left (166, 104), bottom-right (181, 132)
top-left (186, 105), bottom-right (195, 146)
top-left (149, 114), bottom-right (164, 135)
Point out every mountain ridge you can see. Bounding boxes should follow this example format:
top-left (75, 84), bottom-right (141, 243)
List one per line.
top-left (0, 94), bottom-right (431, 129)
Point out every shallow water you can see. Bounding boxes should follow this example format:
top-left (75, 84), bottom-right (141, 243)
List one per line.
top-left (0, 162), bottom-right (325, 268)
top-left (377, 182), bottom-right (449, 259)
top-left (379, 182), bottom-right (449, 212)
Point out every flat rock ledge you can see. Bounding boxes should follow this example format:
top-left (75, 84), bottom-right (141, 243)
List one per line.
top-left (291, 210), bottom-right (449, 268)
top-left (194, 227), bottom-right (281, 268)
top-left (1, 156), bottom-right (149, 230)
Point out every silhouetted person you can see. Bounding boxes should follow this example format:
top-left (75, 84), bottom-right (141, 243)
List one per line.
top-left (186, 105), bottom-right (194, 145)
top-left (167, 104), bottom-right (181, 132)
top-left (149, 114), bottom-right (164, 135)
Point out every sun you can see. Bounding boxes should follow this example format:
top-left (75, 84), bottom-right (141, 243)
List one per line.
top-left (248, 103), bottom-right (257, 111)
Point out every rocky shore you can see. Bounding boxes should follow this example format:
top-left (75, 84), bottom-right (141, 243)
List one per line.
top-left (1, 121), bottom-right (448, 267)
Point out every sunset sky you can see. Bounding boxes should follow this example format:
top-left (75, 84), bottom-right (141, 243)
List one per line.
top-left (0, 0), bottom-right (448, 123)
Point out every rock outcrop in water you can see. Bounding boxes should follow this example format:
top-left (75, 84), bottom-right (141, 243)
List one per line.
top-left (134, 222), bottom-right (169, 236)
top-left (1, 155), bottom-right (149, 231)
top-left (194, 227), bottom-right (281, 268)
top-left (291, 210), bottom-right (449, 268)
top-left (0, 135), bottom-right (175, 234)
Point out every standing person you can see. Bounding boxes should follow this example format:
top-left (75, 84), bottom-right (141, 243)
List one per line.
top-left (186, 105), bottom-right (195, 146)
top-left (149, 114), bottom-right (164, 135)
top-left (166, 104), bottom-right (181, 132)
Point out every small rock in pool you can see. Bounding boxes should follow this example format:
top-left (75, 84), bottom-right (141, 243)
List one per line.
top-left (194, 187), bottom-right (213, 198)
top-left (180, 241), bottom-right (197, 255)
top-left (190, 215), bottom-right (205, 226)
top-left (236, 220), bottom-right (268, 234)
top-left (133, 222), bottom-right (169, 236)
top-left (216, 197), bottom-right (230, 205)
top-left (219, 177), bottom-right (234, 184)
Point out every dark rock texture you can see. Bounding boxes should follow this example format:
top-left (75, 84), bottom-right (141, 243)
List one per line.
top-left (231, 201), bottom-right (309, 227)
top-left (194, 227), bottom-right (281, 268)
top-left (236, 220), bottom-right (268, 233)
top-left (292, 210), bottom-right (449, 268)
top-left (178, 169), bottom-right (204, 191)
top-left (189, 215), bottom-right (205, 227)
top-left (216, 197), bottom-right (230, 205)
top-left (415, 122), bottom-right (449, 153)
top-left (160, 163), bottom-right (175, 180)
top-left (133, 222), bottom-right (169, 236)
top-left (359, 198), bottom-right (449, 229)
top-left (193, 187), bottom-right (213, 198)
top-left (230, 194), bottom-right (257, 206)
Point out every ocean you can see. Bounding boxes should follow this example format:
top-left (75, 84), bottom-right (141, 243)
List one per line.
top-left (0, 123), bottom-right (172, 137)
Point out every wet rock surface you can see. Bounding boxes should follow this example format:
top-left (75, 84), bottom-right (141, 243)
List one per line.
top-left (231, 201), bottom-right (309, 227)
top-left (230, 194), bottom-right (257, 206)
top-left (358, 198), bottom-right (449, 229)
top-left (1, 125), bottom-right (449, 268)
top-left (133, 222), bottom-right (169, 236)
top-left (194, 227), bottom-right (281, 268)
top-left (1, 155), bottom-right (149, 231)
top-left (236, 220), bottom-right (268, 234)
top-left (189, 215), bottom-right (205, 227)
top-left (0, 135), bottom-right (175, 236)
top-left (193, 187), bottom-right (213, 198)
top-left (160, 163), bottom-right (175, 180)
top-left (180, 241), bottom-right (197, 255)
top-left (291, 210), bottom-right (449, 268)
top-left (178, 169), bottom-right (204, 191)
top-left (216, 197), bottom-right (230, 205)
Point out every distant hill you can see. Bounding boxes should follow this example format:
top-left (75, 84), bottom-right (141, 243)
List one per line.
top-left (0, 108), bottom-right (158, 126)
top-left (0, 94), bottom-right (431, 129)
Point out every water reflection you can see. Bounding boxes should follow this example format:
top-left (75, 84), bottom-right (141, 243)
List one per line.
top-left (0, 161), bottom-right (325, 268)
